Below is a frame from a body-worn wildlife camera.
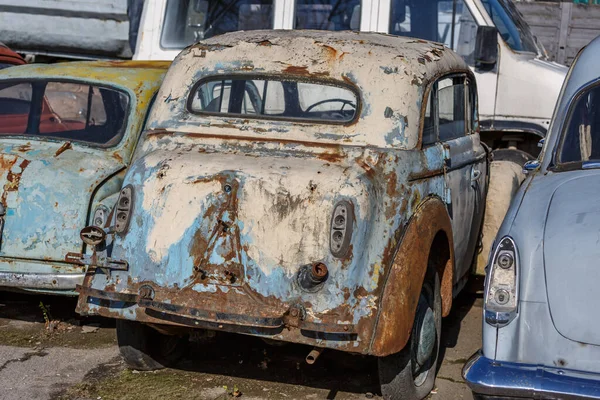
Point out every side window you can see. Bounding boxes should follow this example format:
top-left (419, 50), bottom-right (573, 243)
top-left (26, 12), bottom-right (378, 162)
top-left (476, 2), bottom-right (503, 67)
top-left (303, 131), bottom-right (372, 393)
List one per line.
top-left (422, 88), bottom-right (436, 146)
top-left (0, 82), bottom-right (32, 135)
top-left (465, 79), bottom-right (475, 133)
top-left (452, 1), bottom-right (478, 66)
top-left (295, 0), bottom-right (361, 30)
top-left (438, 77), bottom-right (466, 141)
top-left (388, 0), bottom-right (478, 66)
top-left (161, 0), bottom-right (274, 48)
top-left (560, 85), bottom-right (600, 163)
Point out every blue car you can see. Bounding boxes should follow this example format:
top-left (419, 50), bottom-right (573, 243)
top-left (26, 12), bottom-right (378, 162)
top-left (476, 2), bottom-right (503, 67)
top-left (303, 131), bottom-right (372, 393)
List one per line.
top-left (464, 35), bottom-right (600, 399)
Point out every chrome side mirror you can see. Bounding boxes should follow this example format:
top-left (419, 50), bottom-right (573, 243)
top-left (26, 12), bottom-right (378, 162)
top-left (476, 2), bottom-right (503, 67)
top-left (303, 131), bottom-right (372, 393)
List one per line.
top-left (523, 160), bottom-right (540, 174)
top-left (537, 138), bottom-right (545, 148)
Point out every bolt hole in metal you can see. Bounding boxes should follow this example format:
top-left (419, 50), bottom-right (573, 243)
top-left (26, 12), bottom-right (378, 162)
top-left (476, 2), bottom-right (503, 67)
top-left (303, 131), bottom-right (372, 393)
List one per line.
top-left (297, 262), bottom-right (328, 292)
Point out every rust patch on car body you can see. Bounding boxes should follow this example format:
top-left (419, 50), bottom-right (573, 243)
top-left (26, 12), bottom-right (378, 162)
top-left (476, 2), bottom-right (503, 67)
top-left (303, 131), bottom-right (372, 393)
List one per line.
top-left (54, 142), bottom-right (72, 157)
top-left (74, 31), bottom-right (483, 358)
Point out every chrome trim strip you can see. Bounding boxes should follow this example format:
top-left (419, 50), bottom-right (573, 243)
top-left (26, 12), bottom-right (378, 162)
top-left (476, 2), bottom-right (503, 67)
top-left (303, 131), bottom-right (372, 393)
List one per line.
top-left (0, 272), bottom-right (84, 290)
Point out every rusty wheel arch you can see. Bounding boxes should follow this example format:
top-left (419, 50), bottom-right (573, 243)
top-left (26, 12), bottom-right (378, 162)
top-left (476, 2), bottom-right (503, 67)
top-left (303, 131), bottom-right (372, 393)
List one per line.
top-left (368, 195), bottom-right (455, 357)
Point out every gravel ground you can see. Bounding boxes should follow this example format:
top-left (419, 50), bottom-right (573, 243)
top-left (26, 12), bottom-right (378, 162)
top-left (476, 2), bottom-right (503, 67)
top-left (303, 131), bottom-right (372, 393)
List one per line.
top-left (0, 286), bottom-right (482, 400)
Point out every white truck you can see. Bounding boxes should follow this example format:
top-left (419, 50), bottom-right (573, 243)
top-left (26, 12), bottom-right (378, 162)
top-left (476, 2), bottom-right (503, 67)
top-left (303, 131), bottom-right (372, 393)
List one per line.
top-left (135, 0), bottom-right (567, 160)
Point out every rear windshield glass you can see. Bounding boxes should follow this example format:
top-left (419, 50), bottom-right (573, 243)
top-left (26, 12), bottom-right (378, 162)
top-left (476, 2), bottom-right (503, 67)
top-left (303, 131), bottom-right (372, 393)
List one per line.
top-left (161, 0), bottom-right (274, 48)
top-left (0, 80), bottom-right (129, 146)
top-left (189, 77), bottom-right (359, 123)
top-left (294, 0), bottom-right (361, 30)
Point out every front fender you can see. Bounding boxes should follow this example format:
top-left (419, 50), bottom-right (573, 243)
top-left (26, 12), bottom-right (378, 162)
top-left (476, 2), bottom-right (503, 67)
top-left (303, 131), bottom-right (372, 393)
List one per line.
top-left (369, 196), bottom-right (454, 357)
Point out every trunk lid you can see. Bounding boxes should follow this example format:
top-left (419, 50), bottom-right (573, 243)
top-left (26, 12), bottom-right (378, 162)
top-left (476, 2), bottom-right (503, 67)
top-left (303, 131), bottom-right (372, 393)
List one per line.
top-left (114, 148), bottom-right (372, 299)
top-left (0, 141), bottom-right (125, 262)
top-left (544, 173), bottom-right (600, 345)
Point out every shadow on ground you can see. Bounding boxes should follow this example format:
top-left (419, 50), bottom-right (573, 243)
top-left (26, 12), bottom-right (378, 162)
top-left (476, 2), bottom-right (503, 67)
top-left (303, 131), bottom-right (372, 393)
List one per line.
top-left (1, 278), bottom-right (483, 399)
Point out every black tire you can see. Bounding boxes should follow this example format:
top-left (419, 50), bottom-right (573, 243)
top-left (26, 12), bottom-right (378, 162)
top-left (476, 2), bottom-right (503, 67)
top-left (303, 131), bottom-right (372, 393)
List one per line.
top-left (378, 268), bottom-right (442, 400)
top-left (116, 319), bottom-right (188, 371)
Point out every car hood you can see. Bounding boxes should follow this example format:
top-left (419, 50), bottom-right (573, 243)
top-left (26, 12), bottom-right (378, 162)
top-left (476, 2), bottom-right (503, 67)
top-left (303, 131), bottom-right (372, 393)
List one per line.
top-left (0, 141), bottom-right (125, 262)
top-left (544, 173), bottom-right (600, 346)
top-left (496, 55), bottom-right (568, 121)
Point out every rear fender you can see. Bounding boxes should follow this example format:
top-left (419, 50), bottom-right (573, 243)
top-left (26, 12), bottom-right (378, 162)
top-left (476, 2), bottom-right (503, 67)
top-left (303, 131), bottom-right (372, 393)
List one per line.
top-left (369, 196), bottom-right (454, 357)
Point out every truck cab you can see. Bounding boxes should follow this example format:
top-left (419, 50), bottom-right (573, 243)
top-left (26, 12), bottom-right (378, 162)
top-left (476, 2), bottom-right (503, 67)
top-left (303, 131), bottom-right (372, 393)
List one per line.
top-left (134, 0), bottom-right (567, 158)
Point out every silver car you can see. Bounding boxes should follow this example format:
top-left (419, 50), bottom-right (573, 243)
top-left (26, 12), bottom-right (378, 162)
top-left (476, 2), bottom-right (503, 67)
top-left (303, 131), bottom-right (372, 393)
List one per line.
top-left (463, 36), bottom-right (600, 399)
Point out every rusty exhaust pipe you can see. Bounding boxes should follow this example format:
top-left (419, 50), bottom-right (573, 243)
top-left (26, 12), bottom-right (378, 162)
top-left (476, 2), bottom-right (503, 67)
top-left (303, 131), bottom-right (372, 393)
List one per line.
top-left (306, 347), bottom-right (323, 365)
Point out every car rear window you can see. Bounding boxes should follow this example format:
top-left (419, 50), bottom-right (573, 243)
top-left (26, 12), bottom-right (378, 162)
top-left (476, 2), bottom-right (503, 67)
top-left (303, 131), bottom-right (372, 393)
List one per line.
top-left (0, 80), bottom-right (129, 146)
top-left (188, 77), bottom-right (359, 124)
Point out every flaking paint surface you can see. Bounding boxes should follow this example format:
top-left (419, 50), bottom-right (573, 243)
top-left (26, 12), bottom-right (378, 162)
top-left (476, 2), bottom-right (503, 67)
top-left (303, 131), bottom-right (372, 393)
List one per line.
top-left (81, 32), bottom-right (473, 354)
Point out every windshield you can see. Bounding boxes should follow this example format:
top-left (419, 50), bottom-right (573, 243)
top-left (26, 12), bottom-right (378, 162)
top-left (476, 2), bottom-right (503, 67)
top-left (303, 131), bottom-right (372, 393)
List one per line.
top-left (161, 0), bottom-right (274, 48)
top-left (189, 76), bottom-right (358, 124)
top-left (559, 84), bottom-right (600, 167)
top-left (480, 0), bottom-right (537, 53)
top-left (294, 0), bottom-right (361, 30)
top-left (0, 80), bottom-right (129, 146)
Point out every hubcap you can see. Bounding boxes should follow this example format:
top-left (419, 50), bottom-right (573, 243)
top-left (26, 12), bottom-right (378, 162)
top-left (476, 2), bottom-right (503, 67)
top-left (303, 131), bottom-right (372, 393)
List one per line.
top-left (411, 285), bottom-right (437, 386)
top-left (416, 307), bottom-right (436, 366)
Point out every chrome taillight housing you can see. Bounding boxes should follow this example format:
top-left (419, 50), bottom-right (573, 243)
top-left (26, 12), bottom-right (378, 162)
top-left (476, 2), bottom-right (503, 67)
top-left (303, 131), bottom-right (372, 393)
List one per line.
top-left (330, 200), bottom-right (353, 258)
top-left (485, 236), bottom-right (519, 327)
top-left (114, 185), bottom-right (133, 234)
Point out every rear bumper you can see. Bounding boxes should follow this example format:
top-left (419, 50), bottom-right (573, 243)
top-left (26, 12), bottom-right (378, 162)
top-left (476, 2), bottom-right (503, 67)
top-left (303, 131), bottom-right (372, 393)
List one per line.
top-left (0, 271), bottom-right (84, 290)
top-left (77, 285), bottom-right (361, 348)
top-left (463, 351), bottom-right (600, 399)
top-left (0, 258), bottom-right (86, 292)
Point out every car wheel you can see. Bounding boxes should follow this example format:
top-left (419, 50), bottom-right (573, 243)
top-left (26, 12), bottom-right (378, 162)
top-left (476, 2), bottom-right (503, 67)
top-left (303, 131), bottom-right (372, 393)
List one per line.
top-left (116, 319), bottom-right (188, 371)
top-left (378, 269), bottom-right (442, 400)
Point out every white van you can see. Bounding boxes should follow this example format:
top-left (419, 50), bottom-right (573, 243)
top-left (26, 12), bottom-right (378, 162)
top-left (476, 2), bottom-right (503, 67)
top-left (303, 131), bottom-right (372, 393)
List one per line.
top-left (134, 0), bottom-right (567, 158)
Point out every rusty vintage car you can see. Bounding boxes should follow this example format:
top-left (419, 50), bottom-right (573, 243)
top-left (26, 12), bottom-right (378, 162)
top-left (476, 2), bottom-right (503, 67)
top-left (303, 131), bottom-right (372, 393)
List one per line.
top-left (0, 61), bottom-right (169, 295)
top-left (74, 31), bottom-right (488, 399)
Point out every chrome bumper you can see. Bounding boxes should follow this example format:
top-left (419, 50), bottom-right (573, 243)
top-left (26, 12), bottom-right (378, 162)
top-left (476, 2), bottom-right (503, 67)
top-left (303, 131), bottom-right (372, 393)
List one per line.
top-left (463, 351), bottom-right (600, 399)
top-left (0, 271), bottom-right (85, 291)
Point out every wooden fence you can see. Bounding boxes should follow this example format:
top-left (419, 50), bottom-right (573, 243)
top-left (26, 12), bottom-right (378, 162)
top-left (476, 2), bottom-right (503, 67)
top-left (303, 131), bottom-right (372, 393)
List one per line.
top-left (516, 1), bottom-right (600, 65)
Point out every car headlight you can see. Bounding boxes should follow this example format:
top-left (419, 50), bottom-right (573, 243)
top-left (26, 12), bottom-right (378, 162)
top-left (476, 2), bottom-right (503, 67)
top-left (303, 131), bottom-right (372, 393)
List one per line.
top-left (114, 185), bottom-right (133, 234)
top-left (484, 236), bottom-right (518, 327)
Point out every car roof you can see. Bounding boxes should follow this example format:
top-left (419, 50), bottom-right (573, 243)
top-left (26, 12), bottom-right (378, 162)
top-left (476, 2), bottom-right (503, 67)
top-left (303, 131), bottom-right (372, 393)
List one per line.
top-left (183, 30), bottom-right (467, 88)
top-left (0, 61), bottom-right (170, 93)
top-left (150, 30), bottom-right (470, 149)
